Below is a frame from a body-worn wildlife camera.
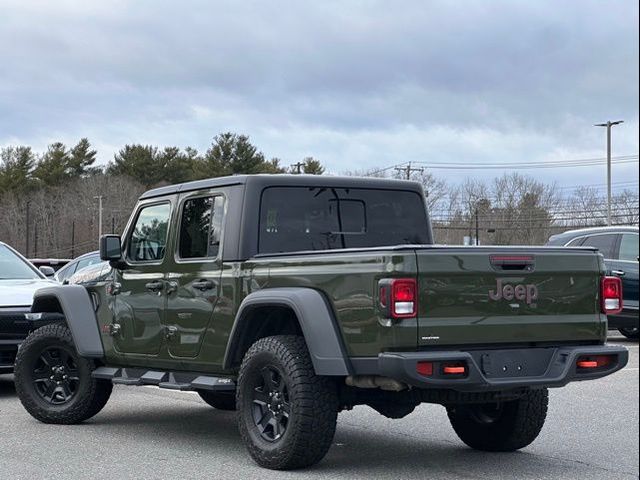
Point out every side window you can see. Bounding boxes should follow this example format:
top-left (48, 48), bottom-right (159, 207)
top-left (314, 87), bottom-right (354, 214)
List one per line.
top-left (57, 263), bottom-right (77, 282)
top-left (619, 234), bottom-right (639, 261)
top-left (75, 255), bottom-right (100, 272)
top-left (127, 203), bottom-right (171, 262)
top-left (178, 196), bottom-right (225, 259)
top-left (581, 234), bottom-right (617, 259)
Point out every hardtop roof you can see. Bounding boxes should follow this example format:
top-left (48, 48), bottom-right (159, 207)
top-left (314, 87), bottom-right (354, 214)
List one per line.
top-left (139, 174), bottom-right (424, 200)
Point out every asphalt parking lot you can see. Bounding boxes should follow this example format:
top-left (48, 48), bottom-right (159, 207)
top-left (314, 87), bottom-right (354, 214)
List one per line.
top-left (0, 335), bottom-right (637, 480)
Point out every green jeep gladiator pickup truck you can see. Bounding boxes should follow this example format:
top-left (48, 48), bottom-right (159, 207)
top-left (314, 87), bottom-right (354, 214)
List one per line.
top-left (14, 174), bottom-right (628, 470)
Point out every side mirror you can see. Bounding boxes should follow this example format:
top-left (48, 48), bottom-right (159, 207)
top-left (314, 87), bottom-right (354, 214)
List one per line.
top-left (39, 266), bottom-right (55, 278)
top-left (100, 235), bottom-right (122, 261)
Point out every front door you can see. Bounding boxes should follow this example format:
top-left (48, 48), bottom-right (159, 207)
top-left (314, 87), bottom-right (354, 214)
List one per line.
top-left (113, 201), bottom-right (173, 356)
top-left (164, 193), bottom-right (225, 358)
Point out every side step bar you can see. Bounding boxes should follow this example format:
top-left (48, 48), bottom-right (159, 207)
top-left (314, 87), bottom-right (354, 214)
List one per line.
top-left (92, 367), bottom-right (235, 392)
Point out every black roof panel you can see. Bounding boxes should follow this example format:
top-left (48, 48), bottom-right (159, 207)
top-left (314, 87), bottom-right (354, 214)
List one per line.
top-left (139, 174), bottom-right (424, 200)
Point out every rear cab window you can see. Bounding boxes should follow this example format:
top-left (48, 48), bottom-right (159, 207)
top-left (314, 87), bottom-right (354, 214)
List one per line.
top-left (258, 187), bottom-right (429, 254)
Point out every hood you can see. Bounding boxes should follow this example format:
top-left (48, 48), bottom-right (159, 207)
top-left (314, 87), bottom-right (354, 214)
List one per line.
top-left (69, 262), bottom-right (111, 285)
top-left (0, 279), bottom-right (57, 308)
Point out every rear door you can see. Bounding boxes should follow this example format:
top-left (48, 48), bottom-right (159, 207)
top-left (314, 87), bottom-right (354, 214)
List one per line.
top-left (164, 191), bottom-right (225, 358)
top-left (416, 248), bottom-right (604, 347)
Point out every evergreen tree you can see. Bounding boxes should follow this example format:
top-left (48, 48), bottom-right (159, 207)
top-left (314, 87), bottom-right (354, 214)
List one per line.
top-left (68, 138), bottom-right (99, 176)
top-left (108, 144), bottom-right (161, 187)
top-left (0, 146), bottom-right (36, 193)
top-left (33, 142), bottom-right (71, 186)
top-left (301, 157), bottom-right (325, 175)
top-left (196, 132), bottom-right (285, 178)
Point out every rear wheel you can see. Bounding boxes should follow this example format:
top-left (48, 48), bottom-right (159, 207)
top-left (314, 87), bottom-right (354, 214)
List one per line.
top-left (618, 327), bottom-right (639, 340)
top-left (447, 388), bottom-right (548, 452)
top-left (14, 324), bottom-right (112, 424)
top-left (237, 335), bottom-right (338, 470)
top-left (197, 390), bottom-right (236, 411)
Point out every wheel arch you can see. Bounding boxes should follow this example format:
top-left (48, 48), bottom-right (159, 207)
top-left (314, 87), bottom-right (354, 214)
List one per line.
top-left (223, 288), bottom-right (352, 376)
top-left (30, 286), bottom-right (104, 358)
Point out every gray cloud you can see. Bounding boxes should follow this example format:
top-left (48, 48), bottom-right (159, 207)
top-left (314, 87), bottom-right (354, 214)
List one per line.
top-left (0, 0), bottom-right (638, 188)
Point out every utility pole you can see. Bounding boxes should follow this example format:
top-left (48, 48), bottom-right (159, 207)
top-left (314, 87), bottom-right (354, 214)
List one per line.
top-left (71, 221), bottom-right (75, 258)
top-left (94, 195), bottom-right (103, 238)
top-left (475, 208), bottom-right (480, 246)
top-left (25, 201), bottom-right (30, 257)
top-left (594, 120), bottom-right (624, 226)
top-left (290, 162), bottom-right (305, 174)
top-left (394, 162), bottom-right (424, 180)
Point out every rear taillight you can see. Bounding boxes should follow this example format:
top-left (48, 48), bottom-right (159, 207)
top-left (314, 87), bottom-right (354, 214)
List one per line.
top-left (601, 276), bottom-right (623, 315)
top-left (378, 278), bottom-right (417, 319)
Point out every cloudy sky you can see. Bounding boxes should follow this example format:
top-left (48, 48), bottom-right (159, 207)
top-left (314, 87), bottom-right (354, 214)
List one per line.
top-left (1, 0), bottom-right (638, 191)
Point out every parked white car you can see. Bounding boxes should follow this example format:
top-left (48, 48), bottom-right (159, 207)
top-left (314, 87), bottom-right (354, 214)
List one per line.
top-left (0, 241), bottom-right (57, 373)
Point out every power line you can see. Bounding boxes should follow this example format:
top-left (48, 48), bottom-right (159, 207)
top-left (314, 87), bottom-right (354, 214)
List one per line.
top-left (412, 155), bottom-right (638, 170)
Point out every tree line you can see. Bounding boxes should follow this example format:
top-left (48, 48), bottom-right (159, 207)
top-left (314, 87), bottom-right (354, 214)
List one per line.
top-left (1, 132), bottom-right (637, 258)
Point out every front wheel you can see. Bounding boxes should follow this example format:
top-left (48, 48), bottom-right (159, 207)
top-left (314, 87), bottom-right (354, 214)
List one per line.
top-left (14, 323), bottom-right (112, 424)
top-left (237, 335), bottom-right (338, 470)
top-left (447, 388), bottom-right (548, 452)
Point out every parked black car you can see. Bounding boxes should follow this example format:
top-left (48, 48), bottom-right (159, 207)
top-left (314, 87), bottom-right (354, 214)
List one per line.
top-left (547, 226), bottom-right (639, 339)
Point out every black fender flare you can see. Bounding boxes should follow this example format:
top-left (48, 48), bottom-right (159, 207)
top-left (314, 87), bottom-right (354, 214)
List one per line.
top-left (223, 288), bottom-right (352, 376)
top-left (30, 285), bottom-right (104, 358)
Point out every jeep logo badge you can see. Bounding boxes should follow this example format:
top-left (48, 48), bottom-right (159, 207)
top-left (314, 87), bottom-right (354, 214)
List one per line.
top-left (489, 279), bottom-right (538, 305)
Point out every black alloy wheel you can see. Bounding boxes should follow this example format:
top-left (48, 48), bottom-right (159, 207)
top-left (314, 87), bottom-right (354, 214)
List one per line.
top-left (32, 346), bottom-right (80, 405)
top-left (251, 365), bottom-right (291, 442)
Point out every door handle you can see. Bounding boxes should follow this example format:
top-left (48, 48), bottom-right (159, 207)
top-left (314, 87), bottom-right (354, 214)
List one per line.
top-left (145, 280), bottom-right (164, 292)
top-left (192, 279), bottom-right (215, 291)
top-left (611, 270), bottom-right (626, 276)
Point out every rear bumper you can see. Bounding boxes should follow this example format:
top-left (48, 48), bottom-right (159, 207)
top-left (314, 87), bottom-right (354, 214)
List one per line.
top-left (375, 345), bottom-right (628, 392)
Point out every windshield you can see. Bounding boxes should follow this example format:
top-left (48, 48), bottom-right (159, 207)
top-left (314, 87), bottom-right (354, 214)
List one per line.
top-left (0, 244), bottom-right (42, 280)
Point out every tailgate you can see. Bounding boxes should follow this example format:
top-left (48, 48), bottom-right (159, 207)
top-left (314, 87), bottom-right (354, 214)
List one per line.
top-left (416, 247), bottom-right (606, 347)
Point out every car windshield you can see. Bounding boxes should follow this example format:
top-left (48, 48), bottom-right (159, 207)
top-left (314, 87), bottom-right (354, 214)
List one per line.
top-left (0, 244), bottom-right (41, 280)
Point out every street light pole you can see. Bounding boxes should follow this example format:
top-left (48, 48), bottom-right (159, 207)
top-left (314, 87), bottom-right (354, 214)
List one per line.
top-left (594, 120), bottom-right (624, 226)
top-left (94, 195), bottom-right (103, 238)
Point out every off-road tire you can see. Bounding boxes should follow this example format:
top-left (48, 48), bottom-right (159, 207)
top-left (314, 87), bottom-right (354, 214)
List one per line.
top-left (447, 388), bottom-right (548, 452)
top-left (618, 327), bottom-right (639, 340)
top-left (14, 323), bottom-right (112, 424)
top-left (237, 335), bottom-right (338, 470)
top-left (198, 390), bottom-right (236, 411)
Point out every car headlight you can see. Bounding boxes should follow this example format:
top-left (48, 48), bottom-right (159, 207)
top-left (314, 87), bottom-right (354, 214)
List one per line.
top-left (24, 312), bottom-right (44, 321)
